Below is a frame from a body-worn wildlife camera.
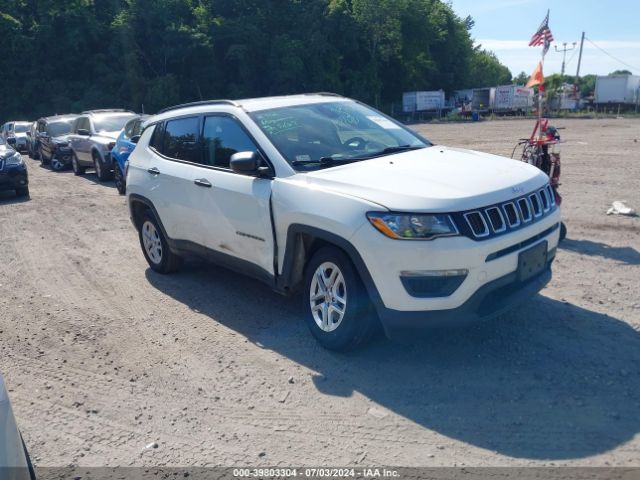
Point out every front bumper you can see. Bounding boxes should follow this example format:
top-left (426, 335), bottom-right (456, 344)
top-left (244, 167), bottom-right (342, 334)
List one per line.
top-left (0, 165), bottom-right (28, 191)
top-left (378, 263), bottom-right (552, 337)
top-left (350, 208), bottom-right (561, 332)
top-left (54, 148), bottom-right (73, 165)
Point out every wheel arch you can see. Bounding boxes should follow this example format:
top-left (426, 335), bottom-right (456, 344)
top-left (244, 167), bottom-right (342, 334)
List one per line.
top-left (128, 194), bottom-right (169, 240)
top-left (278, 224), bottom-right (383, 311)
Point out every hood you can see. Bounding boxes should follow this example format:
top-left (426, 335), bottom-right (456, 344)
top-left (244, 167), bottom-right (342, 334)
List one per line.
top-left (94, 130), bottom-right (120, 140)
top-left (0, 144), bottom-right (17, 159)
top-left (14, 132), bottom-right (27, 139)
top-left (301, 146), bottom-right (549, 212)
top-left (53, 135), bottom-right (71, 145)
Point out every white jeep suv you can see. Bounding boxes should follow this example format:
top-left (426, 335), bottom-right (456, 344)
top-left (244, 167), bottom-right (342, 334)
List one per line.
top-left (126, 94), bottom-right (561, 350)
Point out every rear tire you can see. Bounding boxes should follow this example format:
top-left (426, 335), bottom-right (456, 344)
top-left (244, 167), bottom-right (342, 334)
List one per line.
top-left (39, 147), bottom-right (49, 165)
top-left (138, 210), bottom-right (182, 274)
top-left (114, 163), bottom-right (126, 195)
top-left (303, 246), bottom-right (376, 351)
top-left (72, 154), bottom-right (86, 175)
top-left (16, 186), bottom-right (29, 198)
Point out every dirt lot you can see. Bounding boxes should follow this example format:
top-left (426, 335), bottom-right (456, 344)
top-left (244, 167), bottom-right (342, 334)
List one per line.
top-left (1, 118), bottom-right (639, 468)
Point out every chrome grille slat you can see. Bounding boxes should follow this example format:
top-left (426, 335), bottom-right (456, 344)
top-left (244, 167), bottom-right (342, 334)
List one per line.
top-left (517, 198), bottom-right (532, 222)
top-left (486, 207), bottom-right (506, 233)
top-left (463, 184), bottom-right (557, 239)
top-left (529, 193), bottom-right (542, 217)
top-left (503, 202), bottom-right (521, 227)
top-left (539, 188), bottom-right (550, 211)
top-left (463, 211), bottom-right (490, 238)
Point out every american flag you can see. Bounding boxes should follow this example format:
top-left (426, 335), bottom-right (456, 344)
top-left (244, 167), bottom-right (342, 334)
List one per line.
top-left (529, 10), bottom-right (554, 47)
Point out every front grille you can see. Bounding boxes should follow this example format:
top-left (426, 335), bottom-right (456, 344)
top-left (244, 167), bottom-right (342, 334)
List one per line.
top-left (464, 212), bottom-right (489, 237)
top-left (458, 184), bottom-right (558, 240)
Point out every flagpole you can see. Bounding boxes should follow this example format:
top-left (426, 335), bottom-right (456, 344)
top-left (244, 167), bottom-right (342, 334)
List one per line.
top-left (538, 9), bottom-right (550, 139)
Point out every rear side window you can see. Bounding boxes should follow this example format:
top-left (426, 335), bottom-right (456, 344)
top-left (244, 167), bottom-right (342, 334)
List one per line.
top-left (162, 117), bottom-right (200, 163)
top-left (202, 116), bottom-right (257, 169)
top-left (123, 119), bottom-right (137, 139)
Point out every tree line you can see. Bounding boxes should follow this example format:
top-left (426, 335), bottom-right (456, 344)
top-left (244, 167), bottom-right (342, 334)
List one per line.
top-left (1, 0), bottom-right (513, 120)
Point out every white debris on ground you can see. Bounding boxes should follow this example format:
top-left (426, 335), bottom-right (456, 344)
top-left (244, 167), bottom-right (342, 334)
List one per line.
top-left (607, 201), bottom-right (637, 216)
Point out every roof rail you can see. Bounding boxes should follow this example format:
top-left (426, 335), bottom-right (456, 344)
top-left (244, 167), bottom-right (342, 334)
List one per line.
top-left (157, 100), bottom-right (238, 115)
top-left (304, 92), bottom-right (343, 97)
top-left (81, 109), bottom-right (135, 114)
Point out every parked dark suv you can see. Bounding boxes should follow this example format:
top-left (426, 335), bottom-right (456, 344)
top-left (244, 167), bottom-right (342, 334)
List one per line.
top-left (0, 136), bottom-right (29, 197)
top-left (36, 114), bottom-right (79, 171)
top-left (68, 109), bottom-right (138, 181)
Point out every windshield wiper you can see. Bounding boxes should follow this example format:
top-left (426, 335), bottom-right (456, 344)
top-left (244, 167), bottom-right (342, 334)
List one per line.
top-left (291, 156), bottom-right (360, 167)
top-left (346, 145), bottom-right (427, 162)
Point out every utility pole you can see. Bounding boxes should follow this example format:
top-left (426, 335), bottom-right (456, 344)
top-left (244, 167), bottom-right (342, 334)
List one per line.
top-left (574, 32), bottom-right (586, 110)
top-left (555, 41), bottom-right (577, 110)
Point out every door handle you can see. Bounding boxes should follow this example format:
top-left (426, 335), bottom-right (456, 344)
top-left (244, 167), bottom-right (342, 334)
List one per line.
top-left (147, 167), bottom-right (160, 175)
top-left (194, 178), bottom-right (212, 188)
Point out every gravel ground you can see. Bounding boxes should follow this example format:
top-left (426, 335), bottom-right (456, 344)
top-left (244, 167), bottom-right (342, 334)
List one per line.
top-left (1, 118), bottom-right (639, 468)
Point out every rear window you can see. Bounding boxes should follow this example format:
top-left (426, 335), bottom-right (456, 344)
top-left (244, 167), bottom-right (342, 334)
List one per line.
top-left (161, 117), bottom-right (200, 163)
top-left (94, 114), bottom-right (136, 133)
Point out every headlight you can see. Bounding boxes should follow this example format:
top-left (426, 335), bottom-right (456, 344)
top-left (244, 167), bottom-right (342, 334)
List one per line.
top-left (367, 212), bottom-right (458, 240)
top-left (5, 152), bottom-right (24, 166)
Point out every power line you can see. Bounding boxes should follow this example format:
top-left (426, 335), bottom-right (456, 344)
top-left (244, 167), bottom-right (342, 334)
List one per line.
top-left (585, 37), bottom-right (640, 73)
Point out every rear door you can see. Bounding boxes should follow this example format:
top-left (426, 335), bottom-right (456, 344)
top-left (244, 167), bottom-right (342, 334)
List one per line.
top-left (143, 116), bottom-right (207, 246)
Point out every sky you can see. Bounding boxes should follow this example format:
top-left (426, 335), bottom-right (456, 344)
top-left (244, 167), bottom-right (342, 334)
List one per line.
top-left (449, 0), bottom-right (640, 78)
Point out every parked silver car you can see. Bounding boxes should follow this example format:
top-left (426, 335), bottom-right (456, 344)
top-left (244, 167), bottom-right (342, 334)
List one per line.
top-left (68, 109), bottom-right (138, 181)
top-left (0, 374), bottom-right (35, 480)
top-left (2, 122), bottom-right (31, 152)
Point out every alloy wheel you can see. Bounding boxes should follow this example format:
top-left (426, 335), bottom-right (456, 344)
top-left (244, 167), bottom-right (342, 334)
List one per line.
top-left (142, 220), bottom-right (163, 265)
top-left (309, 262), bottom-right (347, 332)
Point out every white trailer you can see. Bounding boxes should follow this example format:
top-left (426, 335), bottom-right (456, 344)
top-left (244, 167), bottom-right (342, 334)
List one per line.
top-left (493, 85), bottom-right (534, 113)
top-left (595, 75), bottom-right (640, 105)
top-left (471, 87), bottom-right (495, 112)
top-left (402, 90), bottom-right (446, 112)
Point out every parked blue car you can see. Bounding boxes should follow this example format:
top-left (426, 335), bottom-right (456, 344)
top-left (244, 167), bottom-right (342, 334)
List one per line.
top-left (110, 115), bottom-right (148, 195)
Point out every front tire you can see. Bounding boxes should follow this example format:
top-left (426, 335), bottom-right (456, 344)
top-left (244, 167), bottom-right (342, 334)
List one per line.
top-left (303, 246), bottom-right (376, 351)
top-left (560, 222), bottom-right (567, 242)
top-left (16, 186), bottom-right (30, 197)
top-left (50, 155), bottom-right (65, 172)
top-left (72, 154), bottom-right (86, 175)
top-left (138, 210), bottom-right (182, 274)
top-left (93, 153), bottom-right (114, 182)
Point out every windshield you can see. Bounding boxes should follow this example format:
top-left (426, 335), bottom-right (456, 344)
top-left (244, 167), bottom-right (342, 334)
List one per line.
top-left (14, 123), bottom-right (30, 133)
top-left (249, 101), bottom-right (431, 171)
top-left (48, 121), bottom-right (73, 137)
top-left (0, 137), bottom-right (5, 145)
top-left (94, 114), bottom-right (136, 133)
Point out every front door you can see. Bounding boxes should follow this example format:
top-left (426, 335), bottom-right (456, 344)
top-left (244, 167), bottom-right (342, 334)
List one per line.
top-left (194, 115), bottom-right (275, 277)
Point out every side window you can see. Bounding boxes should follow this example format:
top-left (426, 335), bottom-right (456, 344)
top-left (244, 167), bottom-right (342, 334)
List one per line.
top-left (149, 124), bottom-right (163, 151)
top-left (162, 117), bottom-right (200, 163)
top-left (202, 116), bottom-right (257, 169)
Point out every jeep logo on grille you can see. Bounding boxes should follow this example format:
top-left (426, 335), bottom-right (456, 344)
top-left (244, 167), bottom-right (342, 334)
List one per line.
top-left (511, 186), bottom-right (525, 194)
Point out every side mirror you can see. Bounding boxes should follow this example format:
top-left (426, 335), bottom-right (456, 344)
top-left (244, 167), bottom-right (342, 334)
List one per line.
top-left (230, 151), bottom-right (271, 177)
top-left (77, 129), bottom-right (90, 136)
top-left (7, 137), bottom-right (16, 145)
top-left (130, 135), bottom-right (141, 144)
